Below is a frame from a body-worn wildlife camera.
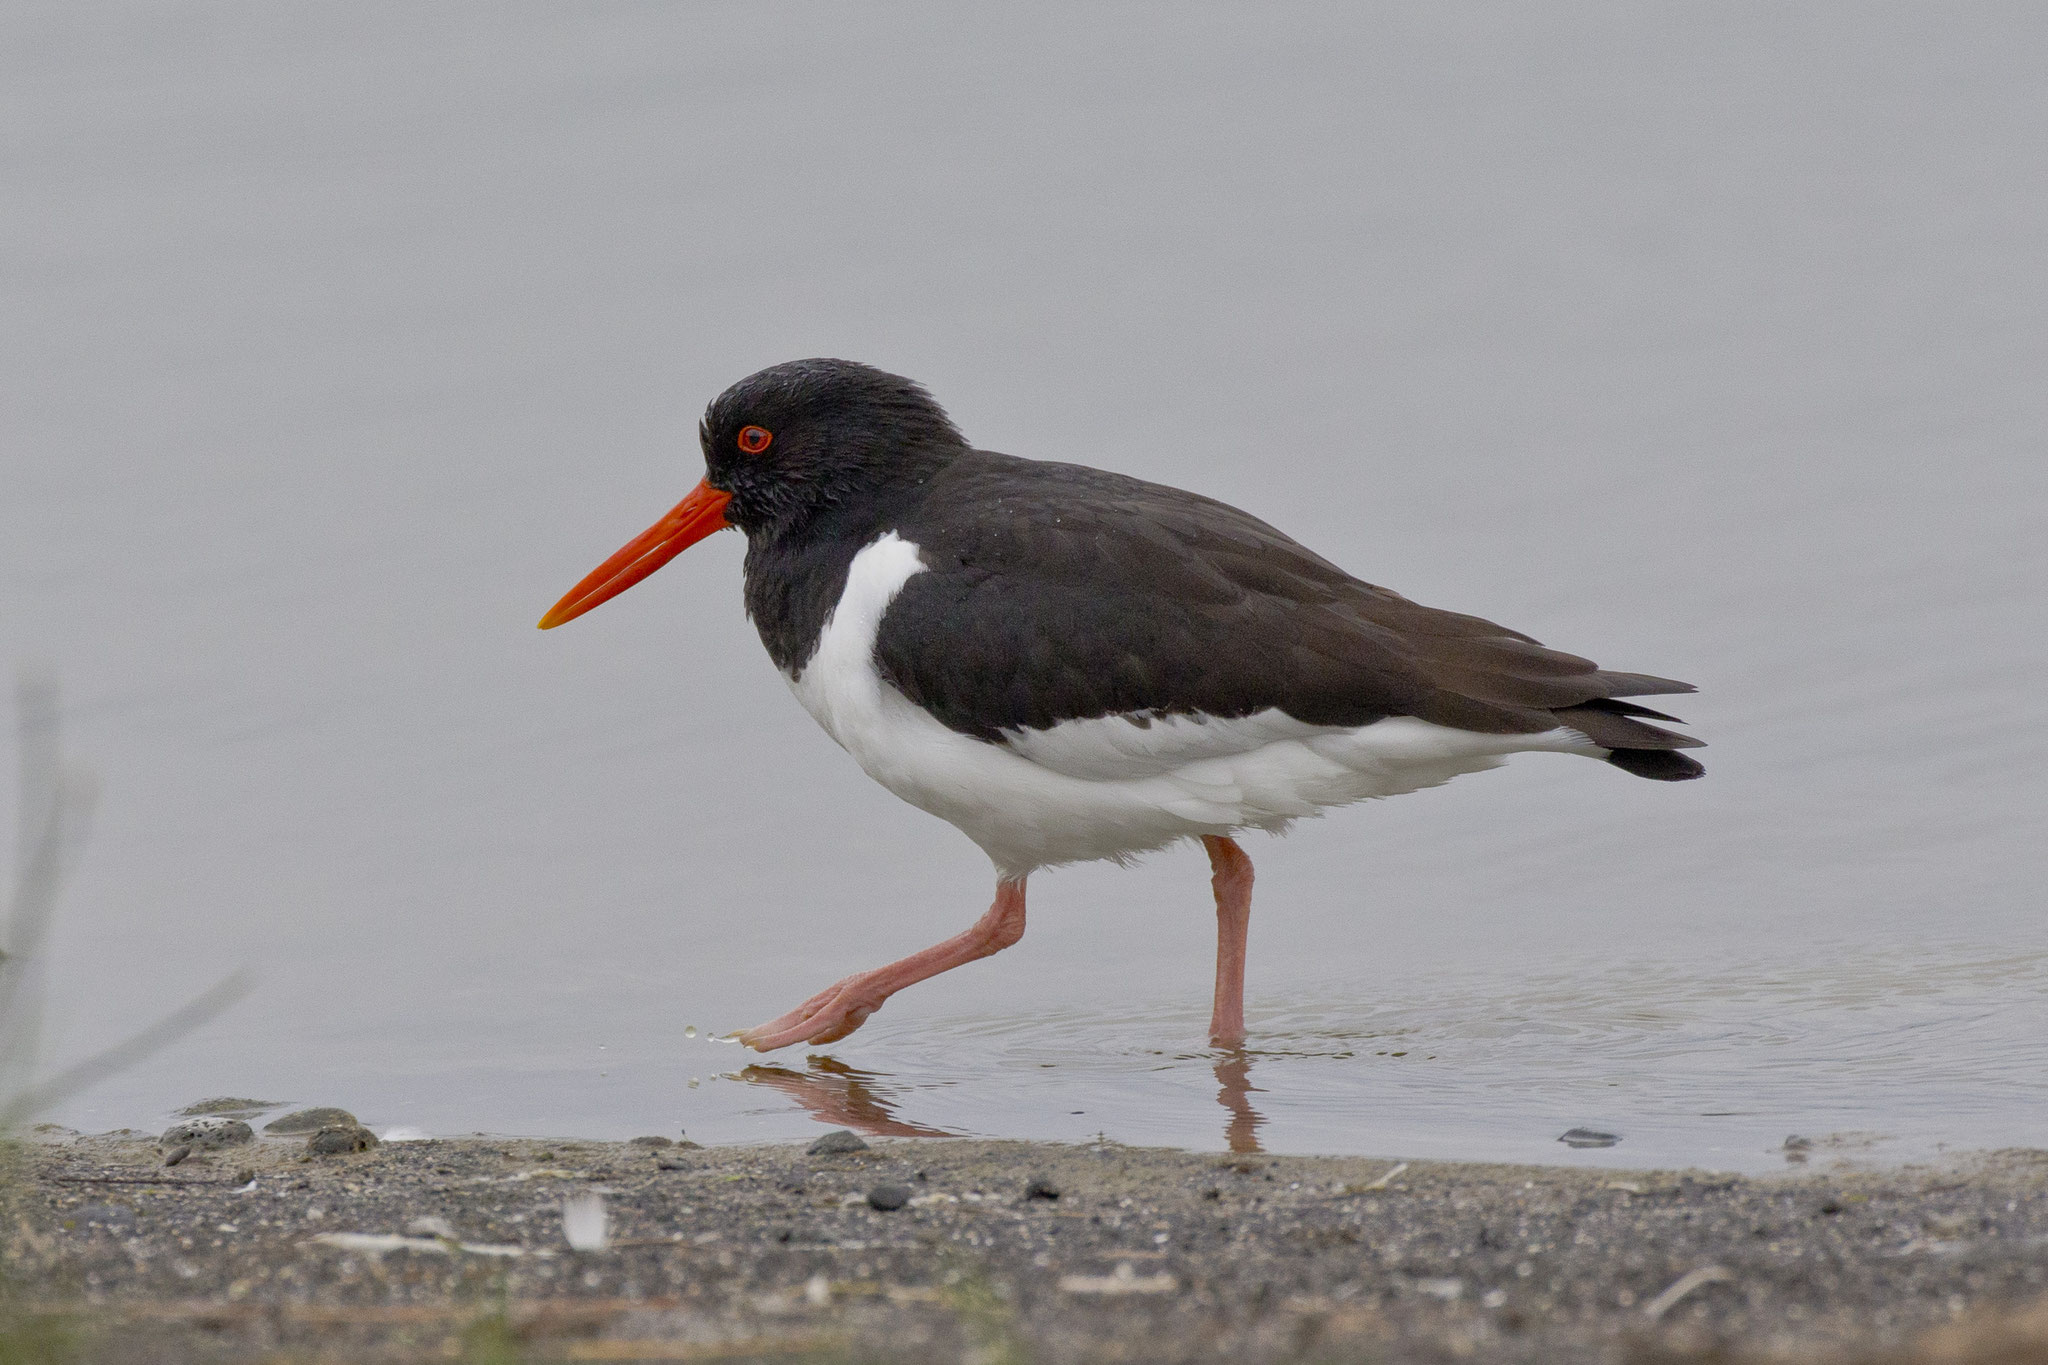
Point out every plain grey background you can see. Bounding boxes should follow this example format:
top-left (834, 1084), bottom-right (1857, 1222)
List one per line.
top-left (4, 2), bottom-right (2043, 1166)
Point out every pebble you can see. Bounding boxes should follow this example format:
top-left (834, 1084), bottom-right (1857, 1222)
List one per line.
top-left (1558, 1127), bottom-right (1621, 1149)
top-left (264, 1107), bottom-right (359, 1135)
top-left (162, 1145), bottom-right (192, 1167)
top-left (74, 1203), bottom-right (138, 1230)
top-left (1025, 1176), bottom-right (1062, 1201)
top-left (160, 1117), bottom-right (254, 1149)
top-left (867, 1184), bottom-right (912, 1211)
top-left (306, 1124), bottom-right (379, 1156)
top-left (807, 1130), bottom-right (869, 1156)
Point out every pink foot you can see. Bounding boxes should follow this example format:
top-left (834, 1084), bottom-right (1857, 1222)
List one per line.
top-left (733, 970), bottom-right (893, 1051)
top-left (733, 878), bottom-right (1028, 1053)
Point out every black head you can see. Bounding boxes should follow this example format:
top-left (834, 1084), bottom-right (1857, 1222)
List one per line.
top-left (700, 359), bottom-right (968, 537)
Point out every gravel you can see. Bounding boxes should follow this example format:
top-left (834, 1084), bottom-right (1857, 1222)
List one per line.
top-left (13, 1131), bottom-right (2048, 1363)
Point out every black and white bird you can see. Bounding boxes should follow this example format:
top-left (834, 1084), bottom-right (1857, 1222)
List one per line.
top-left (539, 359), bottom-right (1703, 1052)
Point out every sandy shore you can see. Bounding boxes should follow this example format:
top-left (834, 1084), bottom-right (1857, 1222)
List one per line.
top-left (10, 1127), bottom-right (2048, 1363)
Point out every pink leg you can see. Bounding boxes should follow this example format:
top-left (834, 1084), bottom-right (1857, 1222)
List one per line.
top-left (1202, 835), bottom-right (1254, 1047)
top-left (734, 878), bottom-right (1028, 1052)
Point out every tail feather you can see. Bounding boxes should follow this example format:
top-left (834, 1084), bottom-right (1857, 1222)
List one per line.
top-left (1555, 696), bottom-right (1707, 782)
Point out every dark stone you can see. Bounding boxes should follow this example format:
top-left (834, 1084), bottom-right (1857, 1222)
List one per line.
top-left (654, 1155), bottom-right (690, 1171)
top-left (806, 1130), bottom-right (869, 1156)
top-left (264, 1107), bottom-right (359, 1135)
top-left (161, 1117), bottom-right (254, 1149)
top-left (307, 1125), bottom-right (379, 1156)
top-left (1557, 1128), bottom-right (1621, 1149)
top-left (629, 1135), bottom-right (672, 1148)
top-left (867, 1184), bottom-right (911, 1211)
top-left (1024, 1176), bottom-right (1061, 1201)
top-left (162, 1145), bottom-right (191, 1167)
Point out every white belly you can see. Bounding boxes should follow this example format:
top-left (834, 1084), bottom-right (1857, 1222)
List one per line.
top-left (786, 533), bottom-right (1600, 878)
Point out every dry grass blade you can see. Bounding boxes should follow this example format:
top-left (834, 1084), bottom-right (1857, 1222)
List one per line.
top-left (0, 674), bottom-right (251, 1129)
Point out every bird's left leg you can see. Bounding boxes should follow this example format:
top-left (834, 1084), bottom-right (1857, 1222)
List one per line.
top-left (734, 877), bottom-right (1028, 1051)
top-left (1202, 835), bottom-right (1254, 1047)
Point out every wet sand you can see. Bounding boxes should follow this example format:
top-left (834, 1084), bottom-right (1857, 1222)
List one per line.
top-left (11, 1129), bottom-right (2048, 1364)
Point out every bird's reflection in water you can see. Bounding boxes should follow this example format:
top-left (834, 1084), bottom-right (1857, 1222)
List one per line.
top-left (743, 1049), bottom-right (1269, 1152)
top-left (1214, 1049), bottom-right (1267, 1154)
top-left (739, 1057), bottom-right (956, 1138)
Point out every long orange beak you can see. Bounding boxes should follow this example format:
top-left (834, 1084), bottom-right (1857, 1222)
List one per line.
top-left (537, 478), bottom-right (734, 629)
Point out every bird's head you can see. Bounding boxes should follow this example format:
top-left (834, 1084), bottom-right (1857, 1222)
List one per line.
top-left (538, 359), bottom-right (964, 629)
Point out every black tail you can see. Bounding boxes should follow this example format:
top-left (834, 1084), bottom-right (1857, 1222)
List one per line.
top-left (1553, 696), bottom-right (1706, 782)
top-left (1604, 748), bottom-right (1705, 781)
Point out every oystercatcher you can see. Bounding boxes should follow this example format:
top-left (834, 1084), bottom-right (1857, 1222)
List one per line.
top-left (540, 359), bottom-right (1703, 1052)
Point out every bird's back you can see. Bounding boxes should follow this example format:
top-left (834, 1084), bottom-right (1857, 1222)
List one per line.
top-left (864, 450), bottom-right (1703, 779)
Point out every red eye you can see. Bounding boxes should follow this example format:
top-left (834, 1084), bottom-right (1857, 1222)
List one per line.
top-left (737, 425), bottom-right (772, 454)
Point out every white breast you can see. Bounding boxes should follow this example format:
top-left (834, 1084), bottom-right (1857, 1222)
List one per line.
top-left (787, 533), bottom-right (1602, 878)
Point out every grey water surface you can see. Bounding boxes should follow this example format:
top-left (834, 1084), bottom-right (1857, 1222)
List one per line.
top-left (4, 2), bottom-right (2044, 1174)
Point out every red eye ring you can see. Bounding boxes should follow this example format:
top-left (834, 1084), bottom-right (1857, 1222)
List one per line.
top-left (737, 425), bottom-right (773, 454)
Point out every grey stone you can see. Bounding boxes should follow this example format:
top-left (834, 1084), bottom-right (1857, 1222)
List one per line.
top-left (806, 1129), bottom-right (868, 1156)
top-left (162, 1144), bottom-right (191, 1167)
top-left (1558, 1127), bottom-right (1621, 1149)
top-left (264, 1107), bottom-right (359, 1135)
top-left (177, 1097), bottom-right (281, 1118)
top-left (160, 1117), bottom-right (254, 1149)
top-left (306, 1124), bottom-right (379, 1155)
top-left (867, 1184), bottom-right (911, 1211)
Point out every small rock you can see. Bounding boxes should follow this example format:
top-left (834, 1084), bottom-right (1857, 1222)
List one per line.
top-left (405, 1215), bottom-right (459, 1240)
top-left (867, 1184), bottom-right (911, 1211)
top-left (629, 1135), bottom-right (672, 1148)
top-left (654, 1154), bottom-right (690, 1171)
top-left (306, 1125), bottom-right (379, 1156)
top-left (264, 1107), bottom-right (358, 1135)
top-left (807, 1129), bottom-right (869, 1156)
top-left (562, 1192), bottom-right (609, 1251)
top-left (1557, 1127), bottom-right (1620, 1149)
top-left (178, 1097), bottom-right (281, 1118)
top-left (161, 1117), bottom-right (253, 1149)
top-left (233, 1168), bottom-right (256, 1186)
top-left (162, 1144), bottom-right (192, 1167)
top-left (1024, 1176), bottom-right (1061, 1201)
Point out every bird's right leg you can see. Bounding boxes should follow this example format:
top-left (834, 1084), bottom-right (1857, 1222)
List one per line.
top-left (733, 877), bottom-right (1028, 1051)
top-left (1203, 834), bottom-right (1254, 1047)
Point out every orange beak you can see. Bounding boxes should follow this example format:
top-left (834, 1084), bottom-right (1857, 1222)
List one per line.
top-left (537, 478), bottom-right (734, 629)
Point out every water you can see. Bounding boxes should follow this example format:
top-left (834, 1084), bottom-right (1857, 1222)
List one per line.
top-left (4, 2), bottom-right (2045, 1174)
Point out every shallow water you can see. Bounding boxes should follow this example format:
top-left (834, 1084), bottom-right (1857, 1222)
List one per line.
top-left (6, 3), bottom-right (2046, 1171)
